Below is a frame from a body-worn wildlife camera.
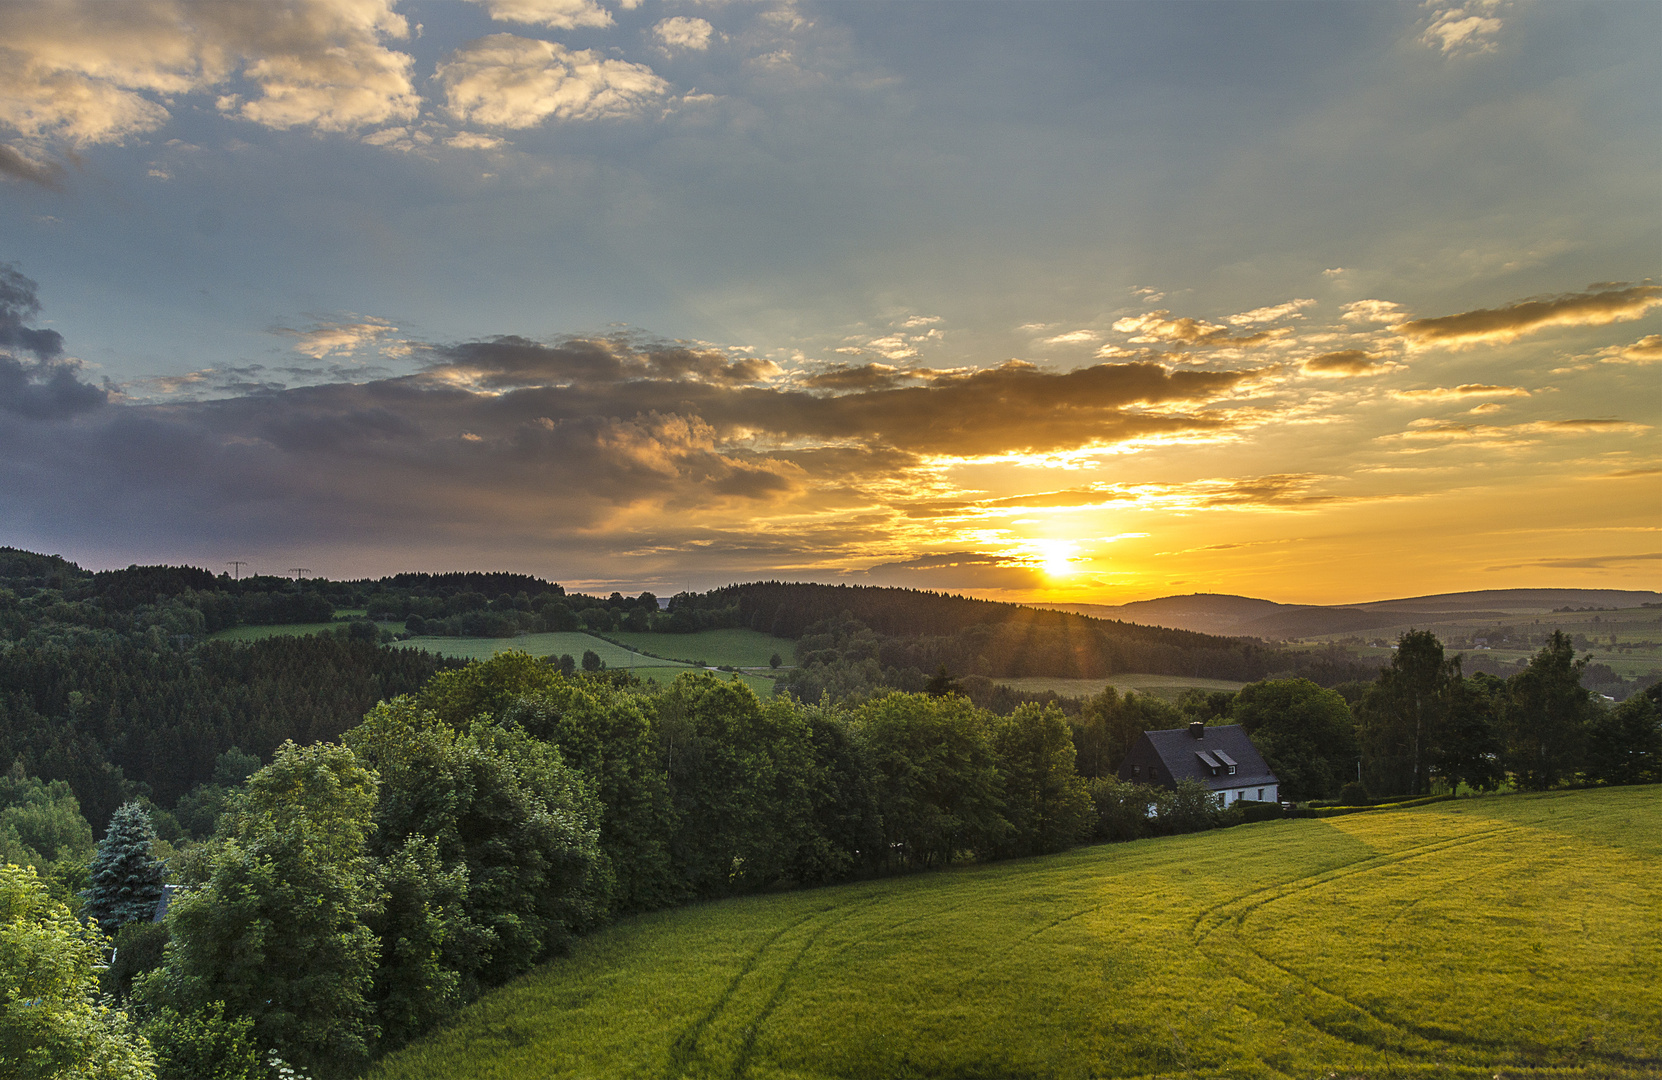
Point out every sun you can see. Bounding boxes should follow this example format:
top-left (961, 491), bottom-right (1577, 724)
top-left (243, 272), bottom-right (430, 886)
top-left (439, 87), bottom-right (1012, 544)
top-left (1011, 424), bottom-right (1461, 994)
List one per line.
top-left (1032, 539), bottom-right (1076, 578)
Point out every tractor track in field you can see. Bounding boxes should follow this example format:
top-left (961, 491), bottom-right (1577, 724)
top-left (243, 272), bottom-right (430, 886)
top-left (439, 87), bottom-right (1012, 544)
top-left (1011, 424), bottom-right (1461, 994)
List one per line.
top-left (1189, 823), bottom-right (1659, 1073)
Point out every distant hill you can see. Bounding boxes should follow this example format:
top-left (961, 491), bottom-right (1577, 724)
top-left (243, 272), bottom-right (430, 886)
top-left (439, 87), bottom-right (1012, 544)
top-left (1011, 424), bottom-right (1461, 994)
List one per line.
top-left (1037, 588), bottom-right (1662, 640)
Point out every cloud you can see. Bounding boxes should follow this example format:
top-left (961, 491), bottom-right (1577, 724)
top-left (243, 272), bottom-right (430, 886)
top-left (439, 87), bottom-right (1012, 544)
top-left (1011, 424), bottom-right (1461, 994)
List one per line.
top-left (0, 263), bottom-right (64, 361)
top-left (0, 142), bottom-right (65, 187)
top-left (277, 317), bottom-right (400, 360)
top-left (654, 17), bottom-right (715, 52)
top-left (1421, 1), bottom-right (1505, 56)
top-left (1394, 285), bottom-right (1662, 347)
top-left (445, 130), bottom-right (507, 150)
top-left (1602, 334), bottom-right (1662, 365)
top-left (1487, 552), bottom-right (1661, 572)
top-left (798, 363), bottom-right (928, 392)
top-left (1342, 299), bottom-right (1408, 324)
top-left (0, 0), bottom-right (420, 148)
top-left (1227, 299), bottom-right (1315, 326)
top-left (1112, 310), bottom-right (1288, 349)
top-left (468, 0), bottom-right (615, 30)
top-left (0, 265), bottom-right (105, 419)
top-left (1302, 350), bottom-right (1388, 376)
top-left (1385, 418), bottom-right (1649, 444)
top-left (436, 35), bottom-right (669, 128)
top-left (1392, 383), bottom-right (1531, 401)
top-left (860, 552), bottom-right (1047, 592)
top-left (1042, 330), bottom-right (1098, 345)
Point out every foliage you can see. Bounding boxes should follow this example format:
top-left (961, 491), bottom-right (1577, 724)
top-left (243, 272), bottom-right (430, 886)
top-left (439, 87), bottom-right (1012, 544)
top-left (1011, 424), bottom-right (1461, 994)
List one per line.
top-left (101, 919), bottom-right (169, 1002)
top-left (139, 741), bottom-right (382, 1079)
top-left (1502, 630), bottom-right (1591, 789)
top-left (991, 705), bottom-right (1095, 856)
top-left (1584, 691), bottom-right (1662, 785)
top-left (1068, 687), bottom-right (1184, 778)
top-left (1084, 776), bottom-right (1155, 842)
top-left (0, 862), bottom-right (156, 1080)
top-left (82, 802), bottom-right (168, 934)
top-left (652, 675), bottom-right (823, 894)
top-left (139, 1001), bottom-right (261, 1080)
top-left (345, 699), bottom-right (611, 987)
top-left (849, 692), bottom-right (1009, 868)
top-left (0, 763), bottom-right (97, 906)
top-left (501, 681), bottom-right (682, 912)
top-left (1231, 678), bottom-right (1358, 801)
top-left (1355, 630), bottom-right (1460, 796)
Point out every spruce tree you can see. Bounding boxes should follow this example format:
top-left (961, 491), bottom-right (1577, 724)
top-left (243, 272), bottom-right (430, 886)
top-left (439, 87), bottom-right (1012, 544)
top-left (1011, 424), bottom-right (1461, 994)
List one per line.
top-left (81, 801), bottom-right (167, 934)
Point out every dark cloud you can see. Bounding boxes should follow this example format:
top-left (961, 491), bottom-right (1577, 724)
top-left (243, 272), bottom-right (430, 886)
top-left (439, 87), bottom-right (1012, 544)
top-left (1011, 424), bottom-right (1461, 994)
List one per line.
top-left (0, 328), bottom-right (1260, 573)
top-left (1, 263), bottom-right (65, 360)
top-left (0, 265), bottom-right (106, 419)
top-left (860, 552), bottom-right (1048, 591)
top-left (1395, 286), bottom-right (1662, 346)
top-left (0, 145), bottom-right (65, 189)
top-left (798, 363), bottom-right (932, 391)
top-left (1303, 350), bottom-right (1386, 376)
top-left (1197, 474), bottom-right (1343, 507)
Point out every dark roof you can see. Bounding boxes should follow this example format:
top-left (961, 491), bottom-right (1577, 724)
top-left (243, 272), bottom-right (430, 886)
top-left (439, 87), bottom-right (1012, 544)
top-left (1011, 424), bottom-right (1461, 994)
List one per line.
top-left (153, 883), bottom-right (181, 922)
top-left (1118, 723), bottom-right (1278, 790)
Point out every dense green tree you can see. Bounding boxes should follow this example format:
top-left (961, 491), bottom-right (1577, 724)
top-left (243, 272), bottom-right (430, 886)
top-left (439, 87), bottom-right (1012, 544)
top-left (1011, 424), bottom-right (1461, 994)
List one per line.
top-left (1436, 675), bottom-right (1505, 792)
top-left (1584, 691), bottom-right (1661, 786)
top-left (0, 862), bottom-right (156, 1080)
top-left (851, 692), bottom-right (1009, 868)
top-left (502, 681), bottom-right (682, 911)
top-left (653, 674), bottom-right (822, 894)
top-left (1069, 688), bottom-right (1184, 778)
top-left (345, 699), bottom-right (610, 987)
top-left (993, 704), bottom-right (1095, 856)
top-left (1356, 631), bottom-right (1459, 796)
top-left (1503, 631), bottom-right (1591, 789)
top-left (139, 1001), bottom-right (260, 1080)
top-left (81, 802), bottom-right (167, 934)
top-left (582, 649), bottom-right (603, 672)
top-left (417, 650), bottom-right (561, 728)
top-left (368, 836), bottom-right (484, 1051)
top-left (139, 741), bottom-right (381, 1079)
top-left (1231, 678), bottom-right (1358, 802)
top-left (1084, 777), bottom-right (1155, 842)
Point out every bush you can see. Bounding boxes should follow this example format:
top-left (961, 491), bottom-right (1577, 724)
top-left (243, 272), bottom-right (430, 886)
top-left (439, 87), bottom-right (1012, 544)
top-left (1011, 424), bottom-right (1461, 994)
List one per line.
top-left (1336, 781), bottom-right (1370, 806)
top-left (102, 919), bottom-right (169, 1001)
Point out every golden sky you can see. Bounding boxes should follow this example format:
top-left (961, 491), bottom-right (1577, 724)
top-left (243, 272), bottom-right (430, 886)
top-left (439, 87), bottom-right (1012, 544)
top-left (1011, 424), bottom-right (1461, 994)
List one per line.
top-left (0, 2), bottom-right (1657, 603)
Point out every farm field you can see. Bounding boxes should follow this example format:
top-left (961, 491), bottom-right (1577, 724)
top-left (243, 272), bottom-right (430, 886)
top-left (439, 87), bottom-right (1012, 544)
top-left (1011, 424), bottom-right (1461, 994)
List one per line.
top-left (600, 627), bottom-right (797, 669)
top-left (995, 673), bottom-right (1248, 701)
top-left (399, 632), bottom-right (777, 695)
top-left (368, 787), bottom-right (1661, 1080)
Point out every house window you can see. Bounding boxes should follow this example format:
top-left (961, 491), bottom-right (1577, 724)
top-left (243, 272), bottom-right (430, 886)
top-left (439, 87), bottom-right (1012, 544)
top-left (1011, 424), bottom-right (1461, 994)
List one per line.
top-left (1227, 764), bottom-right (1236, 775)
top-left (1257, 788), bottom-right (1264, 801)
top-left (1132, 765), bottom-right (1141, 776)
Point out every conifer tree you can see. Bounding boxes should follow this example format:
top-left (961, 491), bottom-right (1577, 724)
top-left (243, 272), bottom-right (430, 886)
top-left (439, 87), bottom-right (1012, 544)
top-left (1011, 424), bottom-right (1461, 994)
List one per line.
top-left (81, 801), bottom-right (167, 934)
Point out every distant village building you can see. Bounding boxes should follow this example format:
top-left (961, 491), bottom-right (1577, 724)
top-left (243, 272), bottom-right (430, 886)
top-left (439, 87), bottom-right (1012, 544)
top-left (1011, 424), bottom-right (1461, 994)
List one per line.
top-left (1117, 722), bottom-right (1279, 806)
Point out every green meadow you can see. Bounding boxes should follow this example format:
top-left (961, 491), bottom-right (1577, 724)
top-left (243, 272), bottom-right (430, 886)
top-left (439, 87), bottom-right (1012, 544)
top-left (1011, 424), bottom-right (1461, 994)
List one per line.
top-left (995, 673), bottom-right (1249, 701)
top-left (369, 787), bottom-right (1660, 1080)
top-left (399, 632), bottom-right (777, 695)
top-left (600, 627), bottom-right (798, 669)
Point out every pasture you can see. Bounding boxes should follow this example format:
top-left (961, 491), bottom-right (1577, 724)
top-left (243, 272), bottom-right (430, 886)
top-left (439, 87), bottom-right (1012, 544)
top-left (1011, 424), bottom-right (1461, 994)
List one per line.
top-left (400, 632), bottom-right (776, 695)
top-left (601, 627), bottom-right (797, 669)
top-left (368, 787), bottom-right (1660, 1080)
top-left (995, 673), bottom-right (1248, 701)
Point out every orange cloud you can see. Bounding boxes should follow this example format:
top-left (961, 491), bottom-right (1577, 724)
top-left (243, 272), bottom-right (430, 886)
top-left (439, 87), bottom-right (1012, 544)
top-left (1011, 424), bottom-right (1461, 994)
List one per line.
top-left (1394, 285), bottom-right (1662, 347)
top-left (1602, 334), bottom-right (1662, 364)
top-left (1392, 384), bottom-right (1531, 401)
top-left (1302, 350), bottom-right (1388, 376)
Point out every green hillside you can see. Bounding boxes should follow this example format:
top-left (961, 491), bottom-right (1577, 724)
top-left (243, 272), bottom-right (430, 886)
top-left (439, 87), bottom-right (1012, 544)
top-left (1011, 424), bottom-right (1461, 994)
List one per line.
top-left (369, 787), bottom-right (1659, 1080)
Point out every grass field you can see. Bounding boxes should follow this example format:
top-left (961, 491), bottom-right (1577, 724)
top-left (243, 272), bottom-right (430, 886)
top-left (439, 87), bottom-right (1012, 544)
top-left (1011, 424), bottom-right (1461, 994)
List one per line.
top-left (398, 633), bottom-right (777, 696)
top-left (599, 628), bottom-right (797, 670)
top-left (368, 787), bottom-right (1661, 1080)
top-left (995, 673), bottom-right (1249, 701)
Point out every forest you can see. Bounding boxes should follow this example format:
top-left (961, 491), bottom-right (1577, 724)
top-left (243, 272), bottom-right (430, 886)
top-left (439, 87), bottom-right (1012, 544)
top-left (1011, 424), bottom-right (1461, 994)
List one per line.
top-left (3, 545), bottom-right (1660, 1078)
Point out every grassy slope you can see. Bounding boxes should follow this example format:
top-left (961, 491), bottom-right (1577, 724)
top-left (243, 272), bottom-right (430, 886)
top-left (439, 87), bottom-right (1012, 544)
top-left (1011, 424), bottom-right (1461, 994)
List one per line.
top-left (370, 787), bottom-right (1660, 1080)
top-left (399, 633), bottom-right (775, 696)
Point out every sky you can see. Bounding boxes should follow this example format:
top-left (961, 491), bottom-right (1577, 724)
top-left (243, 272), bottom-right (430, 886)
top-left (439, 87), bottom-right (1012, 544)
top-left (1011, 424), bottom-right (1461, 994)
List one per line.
top-left (0, 0), bottom-right (1657, 604)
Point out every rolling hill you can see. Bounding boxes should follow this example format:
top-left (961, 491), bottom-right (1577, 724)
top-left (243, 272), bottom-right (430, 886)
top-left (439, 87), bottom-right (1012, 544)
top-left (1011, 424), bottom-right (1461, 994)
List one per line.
top-left (368, 787), bottom-right (1661, 1080)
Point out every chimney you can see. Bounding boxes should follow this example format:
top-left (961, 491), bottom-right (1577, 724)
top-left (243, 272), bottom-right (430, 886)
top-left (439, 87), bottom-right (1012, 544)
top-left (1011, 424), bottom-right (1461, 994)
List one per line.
top-left (1190, 721), bottom-right (1205, 740)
